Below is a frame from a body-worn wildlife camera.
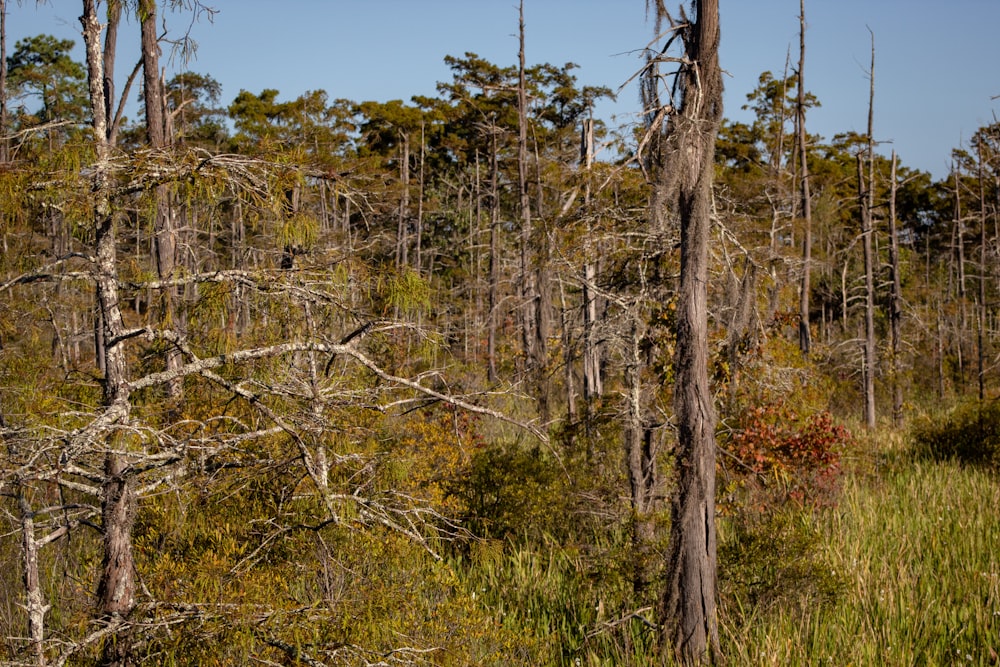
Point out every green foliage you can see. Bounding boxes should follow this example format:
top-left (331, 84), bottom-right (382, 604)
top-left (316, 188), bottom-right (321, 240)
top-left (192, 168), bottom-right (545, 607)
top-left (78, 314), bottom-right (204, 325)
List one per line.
top-left (722, 457), bottom-right (1000, 665)
top-left (719, 509), bottom-right (844, 625)
top-left (911, 398), bottom-right (1000, 468)
top-left (380, 267), bottom-right (432, 316)
top-left (7, 34), bottom-right (88, 125)
top-left (448, 443), bottom-right (569, 541)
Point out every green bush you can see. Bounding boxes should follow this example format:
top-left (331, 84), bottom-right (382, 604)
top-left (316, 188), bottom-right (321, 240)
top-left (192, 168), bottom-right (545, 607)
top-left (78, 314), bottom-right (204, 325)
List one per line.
top-left (447, 443), bottom-right (568, 541)
top-left (912, 398), bottom-right (1000, 468)
top-left (719, 509), bottom-right (844, 624)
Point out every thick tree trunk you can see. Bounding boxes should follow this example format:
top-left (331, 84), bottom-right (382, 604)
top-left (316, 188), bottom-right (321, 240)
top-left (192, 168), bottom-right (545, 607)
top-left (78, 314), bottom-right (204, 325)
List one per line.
top-left (652, 1), bottom-right (723, 663)
top-left (102, 0), bottom-right (121, 146)
top-left (581, 118), bottom-right (603, 410)
top-left (19, 491), bottom-right (48, 667)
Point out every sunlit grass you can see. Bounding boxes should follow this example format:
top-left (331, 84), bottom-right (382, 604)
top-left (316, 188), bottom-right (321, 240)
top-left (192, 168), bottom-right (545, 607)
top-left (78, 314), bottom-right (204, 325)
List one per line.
top-left (720, 458), bottom-right (1000, 665)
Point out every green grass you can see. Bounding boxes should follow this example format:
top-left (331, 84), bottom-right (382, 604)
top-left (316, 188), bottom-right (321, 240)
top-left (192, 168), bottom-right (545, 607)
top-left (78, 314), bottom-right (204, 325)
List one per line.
top-left (720, 459), bottom-right (1000, 666)
top-left (455, 432), bottom-right (1000, 665)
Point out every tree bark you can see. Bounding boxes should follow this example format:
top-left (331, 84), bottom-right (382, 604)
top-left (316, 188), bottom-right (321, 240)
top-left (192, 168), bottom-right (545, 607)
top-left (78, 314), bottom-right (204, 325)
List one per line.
top-left (140, 0), bottom-right (182, 398)
top-left (624, 316), bottom-right (658, 593)
top-left (82, 4), bottom-right (137, 664)
top-left (859, 34), bottom-right (877, 430)
top-left (103, 0), bottom-right (121, 146)
top-left (858, 156), bottom-right (877, 430)
top-left (651, 1), bottom-right (723, 663)
top-left (977, 140), bottom-right (987, 403)
top-left (19, 491), bottom-right (49, 667)
top-left (487, 128), bottom-right (499, 384)
top-left (396, 130), bottom-right (410, 270)
top-left (797, 0), bottom-right (813, 356)
top-left (581, 117), bottom-right (603, 409)
top-left (888, 151), bottom-right (904, 425)
top-left (516, 0), bottom-right (549, 420)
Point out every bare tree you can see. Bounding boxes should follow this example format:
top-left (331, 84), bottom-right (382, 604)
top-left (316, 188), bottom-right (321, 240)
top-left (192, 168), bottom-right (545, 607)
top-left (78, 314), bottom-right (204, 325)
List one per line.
top-left (859, 32), bottom-right (877, 430)
top-left (797, 0), bottom-right (813, 356)
top-left (516, 0), bottom-right (551, 421)
top-left (643, 1), bottom-right (723, 663)
top-left (887, 151), bottom-right (904, 424)
top-left (81, 3), bottom-right (138, 664)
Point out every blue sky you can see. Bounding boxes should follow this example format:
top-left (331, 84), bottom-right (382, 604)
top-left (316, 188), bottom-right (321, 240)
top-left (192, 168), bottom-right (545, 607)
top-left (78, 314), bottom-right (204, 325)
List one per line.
top-left (8, 1), bottom-right (1000, 179)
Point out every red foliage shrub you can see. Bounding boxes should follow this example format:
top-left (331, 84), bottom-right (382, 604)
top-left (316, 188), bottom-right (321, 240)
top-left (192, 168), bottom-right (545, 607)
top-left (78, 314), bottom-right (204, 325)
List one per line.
top-left (723, 403), bottom-right (850, 509)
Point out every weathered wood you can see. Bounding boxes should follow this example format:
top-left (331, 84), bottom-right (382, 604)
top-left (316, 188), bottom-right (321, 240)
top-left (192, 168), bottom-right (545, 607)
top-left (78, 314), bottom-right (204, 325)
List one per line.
top-left (82, 4), bottom-right (138, 664)
top-left (649, 1), bottom-right (723, 663)
top-left (797, 0), bottom-right (813, 356)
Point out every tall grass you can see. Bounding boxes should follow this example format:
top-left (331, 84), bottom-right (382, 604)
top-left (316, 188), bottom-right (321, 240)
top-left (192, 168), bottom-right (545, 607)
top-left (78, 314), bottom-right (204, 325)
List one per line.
top-left (721, 459), bottom-right (1000, 665)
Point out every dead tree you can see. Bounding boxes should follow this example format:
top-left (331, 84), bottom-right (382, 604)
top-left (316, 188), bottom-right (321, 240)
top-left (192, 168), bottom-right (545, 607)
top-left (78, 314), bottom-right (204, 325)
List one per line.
top-left (860, 32), bottom-right (877, 430)
top-left (644, 1), bottom-right (723, 663)
top-left (887, 151), bottom-right (904, 424)
top-left (797, 0), bottom-right (813, 356)
top-left (82, 3), bottom-right (138, 664)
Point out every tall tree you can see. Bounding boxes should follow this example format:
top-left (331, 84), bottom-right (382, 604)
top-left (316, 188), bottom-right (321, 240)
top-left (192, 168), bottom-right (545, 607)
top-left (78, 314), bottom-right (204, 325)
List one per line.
top-left (645, 1), bottom-right (723, 663)
top-left (887, 151), bottom-right (904, 424)
top-left (860, 33), bottom-right (877, 429)
top-left (797, 0), bottom-right (813, 355)
top-left (140, 0), bottom-right (183, 398)
top-left (517, 0), bottom-right (551, 421)
top-left (81, 3), bottom-right (138, 665)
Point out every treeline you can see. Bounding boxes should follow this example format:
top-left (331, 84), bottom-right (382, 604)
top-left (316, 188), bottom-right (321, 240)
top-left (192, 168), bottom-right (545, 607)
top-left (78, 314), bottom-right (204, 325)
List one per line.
top-left (0, 2), bottom-right (997, 665)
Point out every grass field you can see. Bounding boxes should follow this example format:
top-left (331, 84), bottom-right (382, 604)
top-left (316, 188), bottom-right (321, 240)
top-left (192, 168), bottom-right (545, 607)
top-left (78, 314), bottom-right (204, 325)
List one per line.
top-left (720, 456), bottom-right (1000, 666)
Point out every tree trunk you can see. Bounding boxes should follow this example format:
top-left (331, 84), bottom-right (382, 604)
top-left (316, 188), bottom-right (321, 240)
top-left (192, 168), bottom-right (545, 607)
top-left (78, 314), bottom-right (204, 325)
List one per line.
top-left (141, 0), bottom-right (182, 398)
top-left (859, 35), bottom-right (877, 430)
top-left (858, 156), bottom-right (877, 430)
top-left (650, 1), bottom-right (723, 663)
top-left (977, 140), bottom-right (987, 403)
top-left (19, 491), bottom-right (49, 667)
top-left (82, 4), bottom-right (137, 664)
top-left (396, 130), bottom-right (410, 270)
top-left (487, 128), bottom-right (499, 384)
top-left (888, 152), bottom-right (904, 425)
top-left (797, 0), bottom-right (813, 356)
top-left (624, 316), bottom-right (658, 593)
top-left (102, 0), bottom-right (121, 146)
top-left (581, 118), bottom-right (603, 412)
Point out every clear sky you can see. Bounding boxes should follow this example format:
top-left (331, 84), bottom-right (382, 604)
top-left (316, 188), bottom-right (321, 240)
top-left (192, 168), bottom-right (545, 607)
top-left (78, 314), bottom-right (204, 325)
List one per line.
top-left (8, 1), bottom-right (1000, 179)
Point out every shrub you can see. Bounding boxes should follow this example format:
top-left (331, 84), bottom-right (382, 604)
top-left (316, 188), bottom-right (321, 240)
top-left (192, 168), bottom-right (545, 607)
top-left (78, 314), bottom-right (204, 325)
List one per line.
top-left (447, 443), bottom-right (569, 541)
top-left (911, 398), bottom-right (1000, 468)
top-left (718, 509), bottom-right (844, 624)
top-left (721, 403), bottom-right (850, 510)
